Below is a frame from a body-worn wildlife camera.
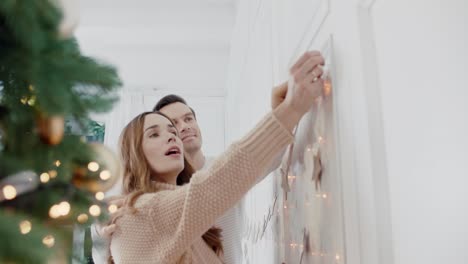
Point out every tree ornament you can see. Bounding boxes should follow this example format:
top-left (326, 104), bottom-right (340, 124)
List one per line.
top-left (72, 143), bottom-right (120, 193)
top-left (36, 114), bottom-right (65, 145)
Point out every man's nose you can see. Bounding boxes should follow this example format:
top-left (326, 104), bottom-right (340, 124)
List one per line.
top-left (179, 122), bottom-right (189, 133)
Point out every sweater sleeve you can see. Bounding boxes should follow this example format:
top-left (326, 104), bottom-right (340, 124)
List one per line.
top-left (137, 112), bottom-right (293, 262)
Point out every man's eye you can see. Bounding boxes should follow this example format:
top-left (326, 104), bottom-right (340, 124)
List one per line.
top-left (185, 117), bottom-right (193, 122)
top-left (171, 131), bottom-right (177, 136)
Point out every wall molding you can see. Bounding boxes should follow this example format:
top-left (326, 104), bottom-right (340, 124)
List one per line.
top-left (356, 1), bottom-right (395, 264)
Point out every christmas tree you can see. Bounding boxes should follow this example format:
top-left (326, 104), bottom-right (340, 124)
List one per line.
top-left (0, 0), bottom-right (122, 262)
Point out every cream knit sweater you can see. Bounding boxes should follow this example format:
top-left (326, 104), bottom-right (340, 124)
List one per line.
top-left (109, 113), bottom-right (293, 263)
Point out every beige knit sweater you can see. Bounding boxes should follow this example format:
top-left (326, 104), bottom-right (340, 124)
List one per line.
top-left (109, 113), bottom-right (293, 263)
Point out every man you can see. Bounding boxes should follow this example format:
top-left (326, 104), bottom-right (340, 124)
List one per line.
top-left (153, 95), bottom-right (206, 171)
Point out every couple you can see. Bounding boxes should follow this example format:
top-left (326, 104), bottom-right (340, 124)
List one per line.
top-left (94, 51), bottom-right (325, 263)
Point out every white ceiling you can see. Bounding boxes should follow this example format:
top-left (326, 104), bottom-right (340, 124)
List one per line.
top-left (75, 0), bottom-right (236, 93)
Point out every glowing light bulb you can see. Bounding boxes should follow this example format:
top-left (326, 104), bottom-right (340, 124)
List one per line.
top-left (49, 205), bottom-right (61, 219)
top-left (55, 160), bottom-right (61, 167)
top-left (89, 205), bottom-right (101, 217)
top-left (42, 235), bottom-right (55, 248)
top-left (58, 201), bottom-right (70, 216)
top-left (88, 162), bottom-right (99, 172)
top-left (100, 170), bottom-right (111, 180)
top-left (77, 214), bottom-right (89, 224)
top-left (48, 170), bottom-right (57, 178)
top-left (40, 173), bottom-right (50, 183)
top-left (95, 192), bottom-right (105, 200)
top-left (19, 220), bottom-right (32, 234)
top-left (3, 185), bottom-right (17, 200)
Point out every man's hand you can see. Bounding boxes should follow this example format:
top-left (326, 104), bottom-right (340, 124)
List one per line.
top-left (95, 196), bottom-right (125, 238)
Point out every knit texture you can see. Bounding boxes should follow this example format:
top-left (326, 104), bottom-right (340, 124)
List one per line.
top-left (110, 113), bottom-right (293, 263)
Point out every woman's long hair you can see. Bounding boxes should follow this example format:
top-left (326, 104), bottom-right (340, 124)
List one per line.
top-left (108, 111), bottom-right (223, 263)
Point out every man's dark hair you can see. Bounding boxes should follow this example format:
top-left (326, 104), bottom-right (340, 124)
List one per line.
top-left (153, 94), bottom-right (197, 119)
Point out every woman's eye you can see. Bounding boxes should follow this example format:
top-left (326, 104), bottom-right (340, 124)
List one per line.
top-left (149, 133), bottom-right (159, 138)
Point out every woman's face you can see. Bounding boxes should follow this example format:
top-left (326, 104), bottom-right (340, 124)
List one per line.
top-left (141, 113), bottom-right (184, 183)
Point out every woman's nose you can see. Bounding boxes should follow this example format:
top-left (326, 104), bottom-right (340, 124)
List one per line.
top-left (168, 134), bottom-right (176, 143)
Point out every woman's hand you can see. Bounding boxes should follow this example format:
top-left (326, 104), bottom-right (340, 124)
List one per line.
top-left (273, 51), bottom-right (325, 131)
top-left (285, 51), bottom-right (325, 115)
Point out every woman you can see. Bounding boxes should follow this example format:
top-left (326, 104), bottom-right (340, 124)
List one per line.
top-left (108, 51), bottom-right (325, 263)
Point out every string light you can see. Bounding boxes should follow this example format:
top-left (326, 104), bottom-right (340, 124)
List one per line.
top-left (19, 220), bottom-right (32, 234)
top-left (318, 136), bottom-right (324, 143)
top-left (95, 192), bottom-right (105, 201)
top-left (77, 214), bottom-right (88, 224)
top-left (57, 201), bottom-right (70, 216)
top-left (48, 170), bottom-right (57, 179)
top-left (336, 254), bottom-right (341, 260)
top-left (42, 235), bottom-right (55, 248)
top-left (89, 205), bottom-right (101, 217)
top-left (322, 194), bottom-right (327, 199)
top-left (99, 170), bottom-right (111, 180)
top-left (40, 172), bottom-right (50, 183)
top-left (287, 175), bottom-right (296, 180)
top-left (324, 79), bottom-right (332, 96)
top-left (20, 96), bottom-right (28, 105)
top-left (27, 96), bottom-right (36, 106)
top-left (3, 185), bottom-right (17, 200)
top-left (49, 205), bottom-right (61, 219)
top-left (55, 160), bottom-right (61, 167)
top-left (88, 162), bottom-right (99, 172)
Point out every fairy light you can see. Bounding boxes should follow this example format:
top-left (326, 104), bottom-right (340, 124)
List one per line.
top-left (336, 254), bottom-right (341, 260)
top-left (95, 192), bottom-right (105, 201)
top-left (89, 205), bottom-right (101, 217)
top-left (324, 79), bottom-right (332, 96)
top-left (40, 172), bottom-right (50, 183)
top-left (27, 96), bottom-right (36, 106)
top-left (88, 162), bottom-right (99, 172)
top-left (3, 185), bottom-right (17, 200)
top-left (287, 175), bottom-right (296, 180)
top-left (318, 136), bottom-right (324, 143)
top-left (49, 205), bottom-right (61, 219)
top-left (48, 170), bottom-right (57, 179)
top-left (55, 160), bottom-right (61, 167)
top-left (57, 201), bottom-right (71, 216)
top-left (99, 170), bottom-right (111, 180)
top-left (322, 194), bottom-right (328, 199)
top-left (108, 204), bottom-right (118, 214)
top-left (77, 214), bottom-right (88, 224)
top-left (20, 96), bottom-right (28, 104)
top-left (42, 235), bottom-right (55, 248)
top-left (19, 220), bottom-right (32, 234)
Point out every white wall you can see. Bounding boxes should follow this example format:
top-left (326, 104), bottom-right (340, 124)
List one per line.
top-left (372, 0), bottom-right (468, 263)
top-left (76, 0), bottom-right (235, 156)
top-left (76, 0), bottom-right (235, 196)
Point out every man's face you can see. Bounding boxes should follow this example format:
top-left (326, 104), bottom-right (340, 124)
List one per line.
top-left (159, 102), bottom-right (203, 154)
